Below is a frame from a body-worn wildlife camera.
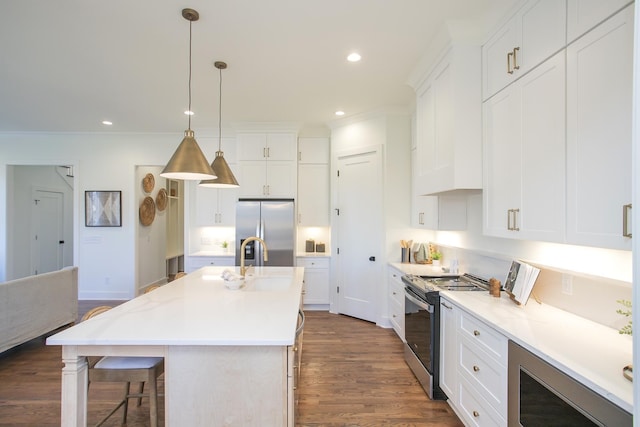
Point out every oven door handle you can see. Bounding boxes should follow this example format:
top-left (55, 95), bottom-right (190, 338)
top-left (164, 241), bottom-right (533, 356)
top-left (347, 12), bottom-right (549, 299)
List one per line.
top-left (405, 289), bottom-right (434, 313)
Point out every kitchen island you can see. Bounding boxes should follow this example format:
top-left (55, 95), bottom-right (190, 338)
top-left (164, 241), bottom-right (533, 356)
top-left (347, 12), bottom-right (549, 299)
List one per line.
top-left (47, 266), bottom-right (305, 426)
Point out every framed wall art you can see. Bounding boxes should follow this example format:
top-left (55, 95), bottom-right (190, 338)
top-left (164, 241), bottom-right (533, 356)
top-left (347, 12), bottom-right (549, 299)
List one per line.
top-left (85, 191), bottom-right (122, 227)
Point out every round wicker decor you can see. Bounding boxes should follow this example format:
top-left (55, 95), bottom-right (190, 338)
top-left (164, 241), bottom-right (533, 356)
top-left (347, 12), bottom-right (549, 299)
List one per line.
top-left (142, 173), bottom-right (155, 193)
top-left (156, 188), bottom-right (168, 211)
top-left (139, 196), bottom-right (156, 226)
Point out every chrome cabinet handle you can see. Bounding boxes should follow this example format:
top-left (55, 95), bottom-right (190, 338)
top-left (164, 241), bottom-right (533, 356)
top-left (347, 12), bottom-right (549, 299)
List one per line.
top-left (513, 208), bottom-right (520, 231)
top-left (623, 204), bottom-right (632, 237)
top-left (473, 410), bottom-right (480, 417)
top-left (473, 330), bottom-right (480, 336)
top-left (507, 209), bottom-right (512, 230)
top-left (473, 365), bottom-right (480, 372)
top-left (513, 47), bottom-right (520, 70)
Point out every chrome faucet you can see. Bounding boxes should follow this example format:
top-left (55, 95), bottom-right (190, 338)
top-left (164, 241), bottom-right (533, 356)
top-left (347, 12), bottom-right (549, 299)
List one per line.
top-left (240, 236), bottom-right (268, 277)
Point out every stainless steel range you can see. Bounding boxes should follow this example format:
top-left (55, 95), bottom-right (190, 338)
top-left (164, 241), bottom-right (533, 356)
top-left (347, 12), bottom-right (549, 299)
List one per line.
top-left (401, 273), bottom-right (490, 400)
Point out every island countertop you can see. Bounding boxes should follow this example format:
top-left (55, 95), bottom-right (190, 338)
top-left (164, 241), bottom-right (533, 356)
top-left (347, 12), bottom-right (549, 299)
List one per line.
top-left (47, 266), bottom-right (305, 347)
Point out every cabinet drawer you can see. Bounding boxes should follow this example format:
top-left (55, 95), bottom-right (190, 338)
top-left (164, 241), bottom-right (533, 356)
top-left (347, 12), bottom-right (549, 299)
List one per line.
top-left (188, 256), bottom-right (235, 271)
top-left (296, 257), bottom-right (329, 269)
top-left (459, 337), bottom-right (507, 414)
top-left (459, 310), bottom-right (508, 365)
top-left (389, 297), bottom-right (404, 337)
top-left (389, 282), bottom-right (404, 306)
top-left (458, 376), bottom-right (506, 427)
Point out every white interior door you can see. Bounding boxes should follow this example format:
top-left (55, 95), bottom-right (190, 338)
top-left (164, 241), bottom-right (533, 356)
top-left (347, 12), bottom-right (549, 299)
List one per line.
top-left (31, 189), bottom-right (64, 275)
top-left (335, 147), bottom-right (383, 323)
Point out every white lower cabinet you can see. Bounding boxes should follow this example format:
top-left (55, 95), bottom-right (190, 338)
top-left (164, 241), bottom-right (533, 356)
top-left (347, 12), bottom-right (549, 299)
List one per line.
top-left (296, 257), bottom-right (330, 307)
top-left (387, 266), bottom-right (405, 340)
top-left (440, 296), bottom-right (508, 426)
top-left (439, 298), bottom-right (457, 399)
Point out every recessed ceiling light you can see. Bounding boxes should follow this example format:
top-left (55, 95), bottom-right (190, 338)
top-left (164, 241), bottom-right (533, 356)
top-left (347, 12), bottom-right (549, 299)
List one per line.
top-left (102, 120), bottom-right (113, 126)
top-left (335, 111), bottom-right (345, 116)
top-left (347, 53), bottom-right (361, 62)
top-left (184, 110), bottom-right (194, 116)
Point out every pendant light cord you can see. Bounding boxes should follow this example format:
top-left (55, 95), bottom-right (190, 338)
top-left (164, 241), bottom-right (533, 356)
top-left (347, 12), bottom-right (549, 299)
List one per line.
top-left (187, 19), bottom-right (193, 130)
top-left (218, 65), bottom-right (223, 150)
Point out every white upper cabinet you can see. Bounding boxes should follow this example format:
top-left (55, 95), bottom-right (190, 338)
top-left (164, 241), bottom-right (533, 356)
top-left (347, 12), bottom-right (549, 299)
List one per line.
top-left (297, 137), bottom-right (330, 226)
top-left (484, 51), bottom-right (566, 242)
top-left (482, 0), bottom-right (566, 100)
top-left (194, 181), bottom-right (238, 227)
top-left (566, 4), bottom-right (633, 250)
top-left (414, 45), bottom-right (482, 196)
top-left (567, 0), bottom-right (633, 43)
top-left (237, 132), bottom-right (297, 198)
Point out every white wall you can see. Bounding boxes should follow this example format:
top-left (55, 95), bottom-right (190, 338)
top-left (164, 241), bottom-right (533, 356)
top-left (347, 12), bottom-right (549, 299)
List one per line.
top-left (7, 165), bottom-right (74, 279)
top-left (135, 165), bottom-right (168, 294)
top-left (0, 131), bottom-right (216, 299)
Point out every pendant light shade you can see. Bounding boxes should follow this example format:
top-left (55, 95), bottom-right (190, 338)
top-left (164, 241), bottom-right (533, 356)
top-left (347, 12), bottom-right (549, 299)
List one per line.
top-left (199, 61), bottom-right (239, 188)
top-left (161, 8), bottom-right (216, 181)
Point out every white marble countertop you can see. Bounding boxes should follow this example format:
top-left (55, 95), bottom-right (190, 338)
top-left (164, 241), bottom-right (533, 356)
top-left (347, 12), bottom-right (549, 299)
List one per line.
top-left (441, 290), bottom-right (633, 413)
top-left (47, 266), bottom-right (304, 347)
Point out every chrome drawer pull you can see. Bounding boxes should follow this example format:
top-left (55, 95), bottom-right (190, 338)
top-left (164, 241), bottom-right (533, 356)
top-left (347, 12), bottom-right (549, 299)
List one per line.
top-left (473, 411), bottom-right (480, 417)
top-left (473, 330), bottom-right (480, 336)
top-left (473, 365), bottom-right (480, 372)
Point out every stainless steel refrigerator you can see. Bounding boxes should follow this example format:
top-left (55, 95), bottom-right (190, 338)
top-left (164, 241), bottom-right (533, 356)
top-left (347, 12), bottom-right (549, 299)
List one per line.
top-left (235, 199), bottom-right (295, 267)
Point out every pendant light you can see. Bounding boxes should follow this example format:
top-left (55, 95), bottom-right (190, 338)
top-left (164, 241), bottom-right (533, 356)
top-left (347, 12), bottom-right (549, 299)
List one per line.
top-left (161, 8), bottom-right (216, 181)
top-left (199, 61), bottom-right (239, 188)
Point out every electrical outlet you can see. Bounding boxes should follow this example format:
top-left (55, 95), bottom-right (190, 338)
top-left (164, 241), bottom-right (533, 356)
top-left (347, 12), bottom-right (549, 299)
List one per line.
top-left (561, 274), bottom-right (573, 295)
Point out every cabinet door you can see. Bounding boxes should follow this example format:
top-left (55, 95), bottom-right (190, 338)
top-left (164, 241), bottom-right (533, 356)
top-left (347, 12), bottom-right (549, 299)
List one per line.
top-left (415, 77), bottom-right (435, 196)
top-left (519, 52), bottom-right (565, 242)
top-left (298, 164), bottom-right (329, 226)
top-left (303, 268), bottom-right (329, 304)
top-left (566, 5), bottom-right (633, 250)
top-left (411, 148), bottom-right (437, 228)
top-left (483, 19), bottom-right (517, 100)
top-left (483, 87), bottom-right (521, 238)
top-left (483, 0), bottom-right (566, 100)
top-left (567, 0), bottom-right (632, 43)
top-left (484, 52), bottom-right (565, 242)
top-left (195, 185), bottom-right (218, 226)
top-left (265, 161), bottom-right (296, 198)
top-left (237, 133), bottom-right (268, 160)
top-left (439, 297), bottom-right (458, 402)
top-left (266, 133), bottom-right (297, 161)
top-left (238, 161), bottom-right (268, 197)
top-left (217, 185), bottom-right (238, 226)
top-left (516, 0), bottom-right (566, 72)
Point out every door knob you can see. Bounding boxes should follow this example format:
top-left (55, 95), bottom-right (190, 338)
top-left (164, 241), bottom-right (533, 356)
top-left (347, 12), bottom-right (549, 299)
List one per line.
top-left (369, 256), bottom-right (376, 261)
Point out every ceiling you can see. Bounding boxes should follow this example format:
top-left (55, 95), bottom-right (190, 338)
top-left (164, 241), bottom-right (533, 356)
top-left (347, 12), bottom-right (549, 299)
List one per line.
top-left (0, 0), bottom-right (515, 133)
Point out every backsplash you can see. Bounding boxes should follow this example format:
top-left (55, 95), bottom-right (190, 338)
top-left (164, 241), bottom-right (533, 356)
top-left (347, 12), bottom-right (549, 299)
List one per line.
top-left (429, 244), bottom-right (631, 330)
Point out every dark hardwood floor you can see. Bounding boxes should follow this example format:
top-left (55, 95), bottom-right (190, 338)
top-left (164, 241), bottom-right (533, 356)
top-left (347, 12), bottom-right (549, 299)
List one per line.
top-left (0, 302), bottom-right (462, 426)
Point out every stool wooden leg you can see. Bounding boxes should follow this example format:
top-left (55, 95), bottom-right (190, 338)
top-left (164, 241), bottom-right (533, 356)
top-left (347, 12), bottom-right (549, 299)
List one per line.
top-left (122, 382), bottom-right (131, 425)
top-left (149, 375), bottom-right (158, 427)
